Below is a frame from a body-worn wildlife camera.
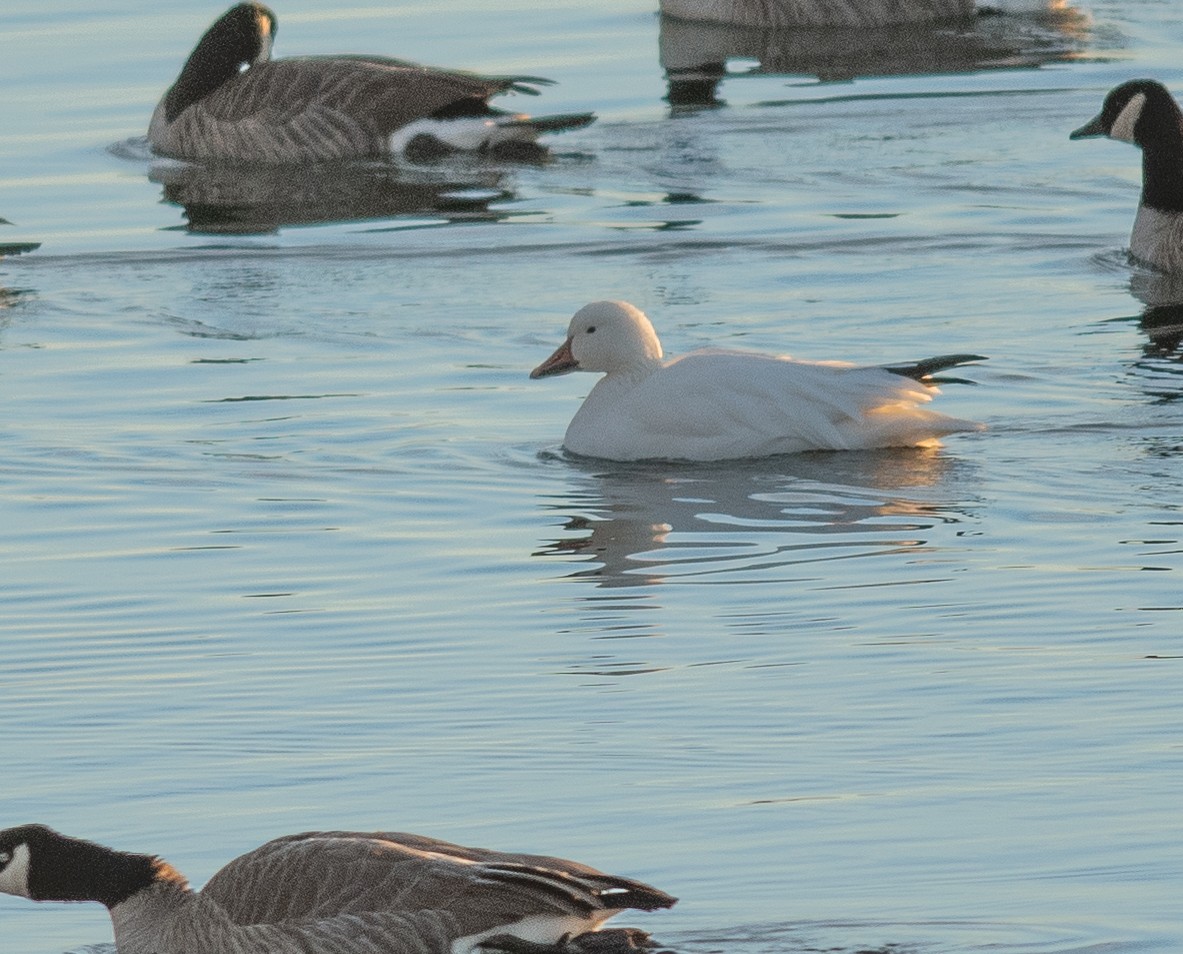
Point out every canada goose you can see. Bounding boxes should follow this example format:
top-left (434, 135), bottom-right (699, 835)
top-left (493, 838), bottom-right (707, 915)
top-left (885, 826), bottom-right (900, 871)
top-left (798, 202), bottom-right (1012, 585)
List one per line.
top-left (0, 824), bottom-right (676, 954)
top-left (148, 3), bottom-right (596, 163)
top-left (657, 0), bottom-right (974, 29)
top-left (1071, 79), bottom-right (1183, 273)
top-left (530, 301), bottom-right (985, 461)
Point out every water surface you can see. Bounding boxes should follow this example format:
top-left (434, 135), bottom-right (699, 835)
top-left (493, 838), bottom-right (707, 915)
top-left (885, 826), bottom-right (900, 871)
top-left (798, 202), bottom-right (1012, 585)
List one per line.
top-left (2, 2), bottom-right (1181, 953)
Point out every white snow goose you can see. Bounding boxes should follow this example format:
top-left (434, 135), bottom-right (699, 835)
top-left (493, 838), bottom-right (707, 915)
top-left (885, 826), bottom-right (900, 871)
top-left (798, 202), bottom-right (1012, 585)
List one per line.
top-left (530, 300), bottom-right (985, 461)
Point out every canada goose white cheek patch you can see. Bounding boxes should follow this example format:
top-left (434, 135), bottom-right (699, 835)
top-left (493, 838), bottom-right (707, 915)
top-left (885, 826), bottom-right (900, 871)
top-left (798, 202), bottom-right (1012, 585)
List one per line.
top-left (1110, 92), bottom-right (1146, 143)
top-left (0, 843), bottom-right (33, 898)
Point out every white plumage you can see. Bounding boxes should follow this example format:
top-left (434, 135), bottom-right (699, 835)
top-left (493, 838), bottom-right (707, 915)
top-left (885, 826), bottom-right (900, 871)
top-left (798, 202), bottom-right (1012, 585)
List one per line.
top-left (530, 301), bottom-right (984, 462)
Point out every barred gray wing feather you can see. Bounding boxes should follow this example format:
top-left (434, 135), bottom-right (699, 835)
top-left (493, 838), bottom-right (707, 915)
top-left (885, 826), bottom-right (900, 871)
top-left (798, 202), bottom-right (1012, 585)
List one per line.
top-left (273, 910), bottom-right (464, 954)
top-left (160, 905), bottom-right (465, 954)
top-left (152, 57), bottom-right (531, 162)
top-left (201, 831), bottom-right (673, 934)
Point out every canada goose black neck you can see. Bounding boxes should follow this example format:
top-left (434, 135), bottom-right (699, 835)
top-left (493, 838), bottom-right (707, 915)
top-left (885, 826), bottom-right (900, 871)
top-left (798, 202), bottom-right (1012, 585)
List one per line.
top-left (1130, 82), bottom-right (1183, 214)
top-left (0, 824), bottom-right (184, 909)
top-left (164, 2), bottom-right (277, 122)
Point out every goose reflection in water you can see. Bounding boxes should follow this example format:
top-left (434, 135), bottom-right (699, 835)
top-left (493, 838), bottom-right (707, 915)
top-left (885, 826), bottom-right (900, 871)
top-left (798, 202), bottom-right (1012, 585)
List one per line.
top-left (0, 219), bottom-right (38, 313)
top-left (1129, 269), bottom-right (1183, 358)
top-left (535, 447), bottom-right (980, 589)
top-left (150, 160), bottom-right (514, 235)
top-left (659, 2), bottom-right (1090, 108)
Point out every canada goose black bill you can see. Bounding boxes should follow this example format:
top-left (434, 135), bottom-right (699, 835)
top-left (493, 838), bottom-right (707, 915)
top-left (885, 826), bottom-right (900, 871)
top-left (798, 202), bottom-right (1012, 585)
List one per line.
top-left (148, 3), bottom-right (597, 164)
top-left (0, 824), bottom-right (675, 954)
top-left (1071, 79), bottom-right (1183, 272)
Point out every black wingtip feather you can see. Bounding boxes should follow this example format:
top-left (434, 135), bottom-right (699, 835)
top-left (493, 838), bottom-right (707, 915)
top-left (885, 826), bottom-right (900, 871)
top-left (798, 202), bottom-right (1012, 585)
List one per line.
top-left (882, 353), bottom-right (988, 382)
top-left (500, 75), bottom-right (559, 96)
top-left (604, 886), bottom-right (678, 912)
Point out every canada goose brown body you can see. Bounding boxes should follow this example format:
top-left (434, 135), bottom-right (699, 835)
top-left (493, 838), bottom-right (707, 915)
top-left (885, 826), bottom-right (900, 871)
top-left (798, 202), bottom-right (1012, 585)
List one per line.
top-left (0, 825), bottom-right (676, 954)
top-left (148, 3), bottom-right (595, 163)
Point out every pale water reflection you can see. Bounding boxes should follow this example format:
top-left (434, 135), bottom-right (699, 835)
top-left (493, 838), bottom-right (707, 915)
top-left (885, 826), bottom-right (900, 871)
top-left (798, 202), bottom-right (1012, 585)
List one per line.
top-left (659, 4), bottom-right (1095, 106)
top-left (536, 449), bottom-right (979, 589)
top-left (61, 918), bottom-right (1170, 954)
top-left (1125, 267), bottom-right (1183, 356)
top-left (148, 157), bottom-right (515, 236)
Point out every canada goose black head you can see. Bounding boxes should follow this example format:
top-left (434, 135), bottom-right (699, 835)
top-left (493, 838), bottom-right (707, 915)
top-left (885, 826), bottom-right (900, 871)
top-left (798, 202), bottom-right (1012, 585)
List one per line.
top-left (164, 2), bottom-right (277, 122)
top-left (1072, 79), bottom-right (1183, 218)
top-left (0, 824), bottom-right (173, 908)
top-left (1071, 80), bottom-right (1183, 149)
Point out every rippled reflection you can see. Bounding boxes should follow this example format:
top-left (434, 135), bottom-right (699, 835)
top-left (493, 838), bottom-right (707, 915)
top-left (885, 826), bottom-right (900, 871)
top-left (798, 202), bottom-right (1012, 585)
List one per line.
top-left (150, 160), bottom-right (514, 235)
top-left (668, 918), bottom-right (1151, 954)
top-left (535, 448), bottom-right (980, 589)
top-left (1117, 270), bottom-right (1183, 414)
top-left (1129, 269), bottom-right (1183, 357)
top-left (0, 287), bottom-right (35, 325)
top-left (61, 916), bottom-right (1149, 954)
top-left (659, 4), bottom-right (1092, 106)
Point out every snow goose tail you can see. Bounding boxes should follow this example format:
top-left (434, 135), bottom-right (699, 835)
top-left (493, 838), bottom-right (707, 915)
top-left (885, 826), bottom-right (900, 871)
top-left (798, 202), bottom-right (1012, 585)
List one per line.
top-left (0, 824), bottom-right (676, 954)
top-left (531, 300), bottom-right (985, 462)
top-left (148, 3), bottom-right (596, 164)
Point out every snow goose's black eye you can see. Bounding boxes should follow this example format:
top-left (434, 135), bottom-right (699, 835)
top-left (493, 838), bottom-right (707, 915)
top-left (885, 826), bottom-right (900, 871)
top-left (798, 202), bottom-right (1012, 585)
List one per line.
top-left (585, 326), bottom-right (596, 334)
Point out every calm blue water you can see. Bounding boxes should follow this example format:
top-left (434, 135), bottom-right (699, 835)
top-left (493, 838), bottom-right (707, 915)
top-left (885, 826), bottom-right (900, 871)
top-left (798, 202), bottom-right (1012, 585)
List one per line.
top-left (2, 2), bottom-right (1181, 953)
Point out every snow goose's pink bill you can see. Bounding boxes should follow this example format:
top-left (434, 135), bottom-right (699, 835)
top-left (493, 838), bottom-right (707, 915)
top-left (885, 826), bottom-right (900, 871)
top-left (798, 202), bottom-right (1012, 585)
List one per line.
top-left (530, 300), bottom-right (986, 462)
top-left (531, 336), bottom-right (579, 378)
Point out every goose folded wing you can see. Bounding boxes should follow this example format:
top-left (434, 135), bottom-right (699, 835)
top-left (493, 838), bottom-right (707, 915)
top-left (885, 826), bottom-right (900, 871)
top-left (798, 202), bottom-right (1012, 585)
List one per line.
top-left (615, 351), bottom-right (935, 455)
top-left (201, 832), bottom-right (669, 931)
top-left (215, 58), bottom-right (529, 129)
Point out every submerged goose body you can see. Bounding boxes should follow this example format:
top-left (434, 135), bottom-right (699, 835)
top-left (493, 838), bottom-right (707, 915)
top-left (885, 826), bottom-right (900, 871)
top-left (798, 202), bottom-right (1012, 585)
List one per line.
top-left (149, 3), bottom-right (596, 163)
top-left (1071, 80), bottom-right (1183, 273)
top-left (658, 0), bottom-right (974, 29)
top-left (0, 824), bottom-right (675, 954)
top-left (530, 301), bottom-right (984, 462)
